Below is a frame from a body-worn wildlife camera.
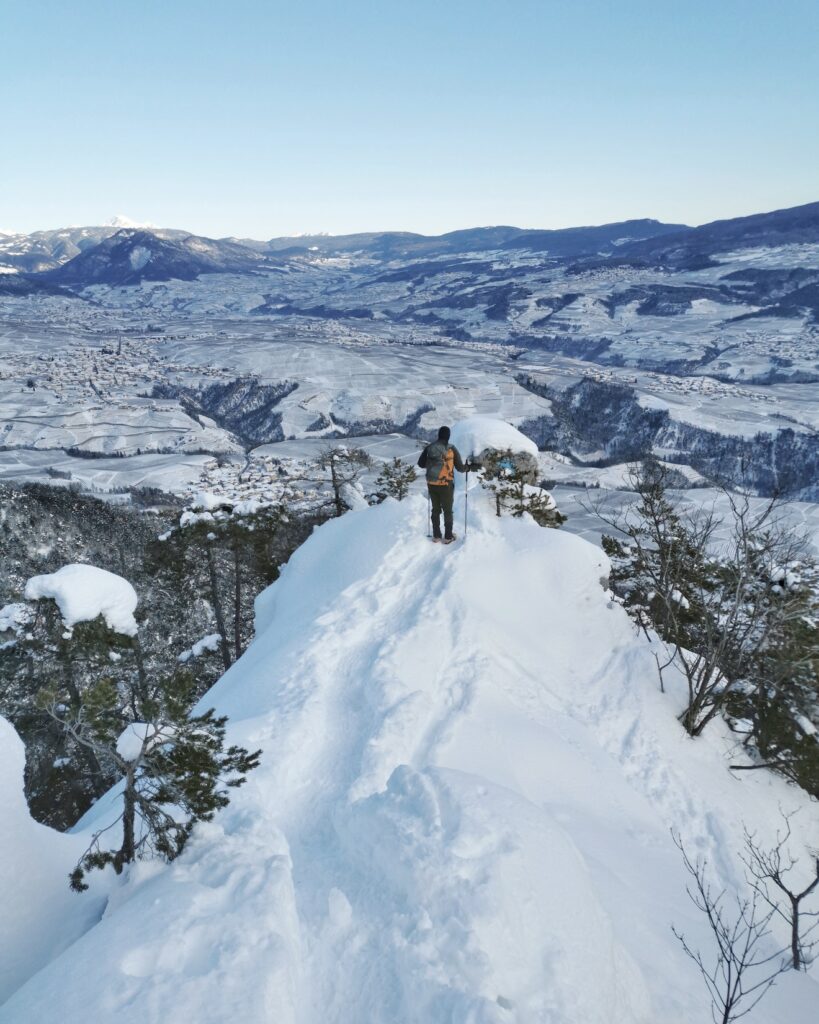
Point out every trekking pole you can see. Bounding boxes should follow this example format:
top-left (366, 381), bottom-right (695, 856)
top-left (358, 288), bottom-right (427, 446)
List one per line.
top-left (464, 470), bottom-right (469, 540)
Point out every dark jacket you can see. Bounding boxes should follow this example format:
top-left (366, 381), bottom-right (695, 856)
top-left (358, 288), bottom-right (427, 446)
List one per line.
top-left (418, 441), bottom-right (466, 486)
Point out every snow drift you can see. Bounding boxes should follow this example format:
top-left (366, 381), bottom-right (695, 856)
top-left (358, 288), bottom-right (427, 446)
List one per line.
top-left (2, 488), bottom-right (818, 1023)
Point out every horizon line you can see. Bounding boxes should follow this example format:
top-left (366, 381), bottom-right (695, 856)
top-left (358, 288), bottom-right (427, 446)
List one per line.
top-left (2, 197), bottom-right (818, 242)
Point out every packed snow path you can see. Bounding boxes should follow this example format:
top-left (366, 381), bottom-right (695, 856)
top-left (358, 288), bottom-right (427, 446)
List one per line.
top-left (2, 490), bottom-right (817, 1023)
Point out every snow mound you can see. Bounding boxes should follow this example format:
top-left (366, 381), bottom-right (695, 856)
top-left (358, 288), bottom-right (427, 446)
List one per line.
top-left (2, 492), bottom-right (817, 1023)
top-left (0, 717), bottom-right (103, 1005)
top-left (24, 564), bottom-right (139, 636)
top-left (450, 416), bottom-right (538, 460)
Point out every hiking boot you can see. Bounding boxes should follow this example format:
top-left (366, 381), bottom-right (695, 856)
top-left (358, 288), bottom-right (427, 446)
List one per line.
top-left (443, 535), bottom-right (456, 545)
top-left (432, 536), bottom-right (442, 543)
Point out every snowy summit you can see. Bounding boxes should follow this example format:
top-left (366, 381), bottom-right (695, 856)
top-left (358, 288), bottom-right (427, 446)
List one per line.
top-left (24, 564), bottom-right (139, 636)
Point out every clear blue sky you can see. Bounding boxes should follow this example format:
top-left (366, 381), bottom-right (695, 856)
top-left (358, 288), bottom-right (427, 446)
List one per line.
top-left (3, 0), bottom-right (818, 237)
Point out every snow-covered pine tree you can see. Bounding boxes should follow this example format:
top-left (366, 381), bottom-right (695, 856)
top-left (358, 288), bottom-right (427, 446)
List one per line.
top-left (727, 555), bottom-right (819, 796)
top-left (0, 484), bottom-right (223, 826)
top-left (6, 597), bottom-right (134, 825)
top-left (15, 562), bottom-right (258, 891)
top-left (478, 448), bottom-right (565, 527)
top-left (316, 446), bottom-right (372, 517)
top-left (375, 457), bottom-right (417, 501)
top-left (599, 460), bottom-right (818, 794)
top-left (0, 484), bottom-right (312, 829)
top-left (149, 499), bottom-right (291, 669)
top-left (35, 669), bottom-right (261, 891)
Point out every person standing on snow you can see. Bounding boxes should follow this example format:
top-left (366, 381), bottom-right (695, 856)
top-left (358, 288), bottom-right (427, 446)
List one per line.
top-left (417, 425), bottom-right (468, 543)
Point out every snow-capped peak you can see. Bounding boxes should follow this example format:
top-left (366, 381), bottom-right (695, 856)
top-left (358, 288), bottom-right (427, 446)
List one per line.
top-left (106, 215), bottom-right (156, 229)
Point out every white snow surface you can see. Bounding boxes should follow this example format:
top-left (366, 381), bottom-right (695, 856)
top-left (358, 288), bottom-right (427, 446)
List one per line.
top-left (2, 493), bottom-right (818, 1023)
top-left (178, 633), bottom-right (223, 663)
top-left (191, 490), bottom-right (224, 511)
top-left (339, 480), bottom-right (369, 511)
top-left (0, 603), bottom-right (29, 635)
top-left (116, 723), bottom-right (150, 762)
top-left (450, 416), bottom-right (539, 460)
top-left (24, 564), bottom-right (139, 636)
top-left (0, 717), bottom-right (104, 1005)
top-left (115, 723), bottom-right (177, 762)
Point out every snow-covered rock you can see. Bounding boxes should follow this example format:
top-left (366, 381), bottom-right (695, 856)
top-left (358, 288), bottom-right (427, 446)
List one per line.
top-left (24, 564), bottom-right (139, 636)
top-left (450, 415), bottom-right (539, 461)
top-left (2, 493), bottom-right (817, 1023)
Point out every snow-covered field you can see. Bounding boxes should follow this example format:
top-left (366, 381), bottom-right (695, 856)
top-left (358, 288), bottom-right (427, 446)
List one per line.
top-left (2, 487), bottom-right (817, 1023)
top-left (0, 448), bottom-right (216, 493)
top-left (0, 387), bottom-right (240, 456)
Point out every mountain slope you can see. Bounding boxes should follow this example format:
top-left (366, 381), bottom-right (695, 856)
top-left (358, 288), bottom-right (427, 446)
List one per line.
top-left (497, 218), bottom-right (687, 255)
top-left (43, 229), bottom-right (271, 286)
top-left (0, 224), bottom-right (189, 274)
top-left (1, 492), bottom-right (817, 1023)
top-left (618, 200), bottom-right (819, 266)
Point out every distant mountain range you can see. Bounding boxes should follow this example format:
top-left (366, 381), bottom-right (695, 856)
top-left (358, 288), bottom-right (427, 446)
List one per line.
top-left (255, 219), bottom-right (688, 259)
top-left (0, 201), bottom-right (817, 292)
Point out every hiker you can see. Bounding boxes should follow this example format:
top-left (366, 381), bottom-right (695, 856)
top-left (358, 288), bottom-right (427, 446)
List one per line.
top-left (417, 426), bottom-right (468, 544)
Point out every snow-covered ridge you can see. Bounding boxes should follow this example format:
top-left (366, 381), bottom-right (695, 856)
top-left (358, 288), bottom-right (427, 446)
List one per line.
top-left (1, 492), bottom-right (817, 1022)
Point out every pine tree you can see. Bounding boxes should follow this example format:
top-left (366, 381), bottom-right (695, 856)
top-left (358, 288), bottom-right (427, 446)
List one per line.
top-left (149, 500), bottom-right (289, 670)
top-left (37, 669), bottom-right (261, 892)
top-left (478, 449), bottom-right (565, 527)
top-left (375, 457), bottom-right (417, 501)
top-left (0, 483), bottom-right (310, 829)
top-left (6, 602), bottom-right (135, 824)
top-left (316, 446), bottom-right (372, 516)
top-left (21, 600), bottom-right (261, 892)
top-left (727, 560), bottom-right (819, 795)
top-left (598, 460), bottom-right (819, 793)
